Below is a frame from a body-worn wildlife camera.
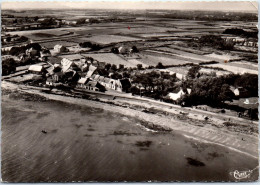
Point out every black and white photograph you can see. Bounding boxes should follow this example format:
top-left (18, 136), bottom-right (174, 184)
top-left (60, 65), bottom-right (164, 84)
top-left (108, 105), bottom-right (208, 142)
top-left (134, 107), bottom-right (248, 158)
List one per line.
top-left (1, 1), bottom-right (259, 182)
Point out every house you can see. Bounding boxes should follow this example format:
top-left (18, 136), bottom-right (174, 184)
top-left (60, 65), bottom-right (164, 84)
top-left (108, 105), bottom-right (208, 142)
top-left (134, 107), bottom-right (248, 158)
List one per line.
top-left (77, 77), bottom-right (90, 89)
top-left (233, 87), bottom-right (250, 98)
top-left (26, 47), bottom-right (39, 57)
top-left (46, 77), bottom-right (55, 86)
top-left (1, 46), bottom-right (13, 53)
top-left (46, 77), bottom-right (62, 87)
top-left (93, 74), bottom-right (101, 81)
top-left (85, 65), bottom-right (97, 77)
top-left (28, 65), bottom-right (46, 75)
top-left (108, 79), bottom-right (118, 90)
top-left (40, 50), bottom-right (51, 61)
top-left (81, 64), bottom-right (89, 72)
top-left (66, 21), bottom-right (77, 25)
top-left (98, 76), bottom-right (105, 83)
top-left (61, 58), bottom-right (79, 73)
top-left (52, 72), bottom-right (64, 82)
top-left (118, 46), bottom-right (128, 54)
top-left (54, 45), bottom-right (68, 53)
top-left (103, 77), bottom-right (111, 87)
top-left (40, 50), bottom-right (51, 58)
top-left (85, 81), bottom-right (105, 92)
top-left (168, 88), bottom-right (186, 101)
top-left (48, 56), bottom-right (61, 65)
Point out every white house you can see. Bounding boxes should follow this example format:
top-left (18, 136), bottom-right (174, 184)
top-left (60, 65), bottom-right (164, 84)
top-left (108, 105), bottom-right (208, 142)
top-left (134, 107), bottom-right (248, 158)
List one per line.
top-left (54, 45), bottom-right (68, 53)
top-left (28, 65), bottom-right (45, 75)
top-left (168, 89), bottom-right (185, 101)
top-left (61, 58), bottom-right (78, 73)
top-left (168, 88), bottom-right (191, 101)
top-left (77, 77), bottom-right (90, 88)
top-left (85, 65), bottom-right (97, 78)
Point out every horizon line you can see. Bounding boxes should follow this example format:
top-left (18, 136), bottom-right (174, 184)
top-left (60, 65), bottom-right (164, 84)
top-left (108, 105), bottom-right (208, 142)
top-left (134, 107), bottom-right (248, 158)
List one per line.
top-left (1, 1), bottom-right (258, 12)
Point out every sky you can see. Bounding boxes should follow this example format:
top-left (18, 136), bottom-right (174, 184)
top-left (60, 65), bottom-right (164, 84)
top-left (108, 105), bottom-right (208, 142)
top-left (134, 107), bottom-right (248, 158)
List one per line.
top-left (1, 1), bottom-right (258, 12)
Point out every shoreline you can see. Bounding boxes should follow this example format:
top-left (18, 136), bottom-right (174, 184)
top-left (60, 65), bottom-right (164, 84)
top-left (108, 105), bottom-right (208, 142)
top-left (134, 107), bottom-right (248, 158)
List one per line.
top-left (1, 80), bottom-right (258, 159)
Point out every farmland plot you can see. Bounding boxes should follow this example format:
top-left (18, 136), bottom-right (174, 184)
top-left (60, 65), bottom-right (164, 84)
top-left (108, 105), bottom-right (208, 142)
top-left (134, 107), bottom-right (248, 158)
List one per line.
top-left (205, 63), bottom-right (258, 75)
top-left (143, 50), bottom-right (203, 64)
top-left (230, 61), bottom-right (258, 70)
top-left (204, 53), bottom-right (240, 62)
top-left (135, 33), bottom-right (177, 38)
top-left (139, 53), bottom-right (192, 66)
top-left (127, 59), bottom-right (148, 67)
top-left (154, 47), bottom-right (222, 62)
top-left (168, 45), bottom-right (209, 55)
top-left (200, 68), bottom-right (232, 76)
top-left (81, 53), bottom-right (135, 67)
top-left (8, 29), bottom-right (71, 40)
top-left (78, 35), bottom-right (141, 45)
top-left (41, 41), bottom-right (78, 49)
top-left (166, 66), bottom-right (190, 75)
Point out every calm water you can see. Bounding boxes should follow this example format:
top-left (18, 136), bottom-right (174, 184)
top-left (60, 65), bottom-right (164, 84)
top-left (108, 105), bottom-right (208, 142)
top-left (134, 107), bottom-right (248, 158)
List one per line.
top-left (1, 94), bottom-right (258, 182)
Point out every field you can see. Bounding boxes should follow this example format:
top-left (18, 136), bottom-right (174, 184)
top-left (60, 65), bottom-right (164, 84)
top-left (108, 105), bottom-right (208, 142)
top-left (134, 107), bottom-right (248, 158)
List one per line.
top-left (76, 35), bottom-right (141, 45)
top-left (205, 63), bottom-right (258, 74)
top-left (142, 50), bottom-right (202, 65)
top-left (81, 53), bottom-right (135, 67)
top-left (41, 41), bottom-right (78, 49)
top-left (9, 29), bottom-right (72, 41)
top-left (199, 68), bottom-right (232, 76)
top-left (138, 52), bottom-right (192, 66)
top-left (153, 47), bottom-right (221, 62)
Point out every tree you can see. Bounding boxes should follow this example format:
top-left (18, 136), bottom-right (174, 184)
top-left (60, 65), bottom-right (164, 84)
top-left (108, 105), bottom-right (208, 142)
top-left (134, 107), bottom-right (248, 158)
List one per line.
top-left (17, 36), bottom-right (28, 42)
top-left (41, 18), bottom-right (56, 26)
top-left (105, 63), bottom-right (111, 71)
top-left (156, 62), bottom-right (165, 69)
top-left (111, 72), bottom-right (122, 80)
top-left (79, 42), bottom-right (92, 48)
top-left (76, 18), bottom-right (86, 25)
top-left (218, 84), bottom-right (235, 102)
top-left (91, 44), bottom-right (101, 51)
top-left (187, 66), bottom-right (200, 79)
top-left (130, 86), bottom-right (140, 95)
top-left (26, 43), bottom-right (42, 51)
top-left (137, 64), bottom-right (143, 70)
top-left (234, 73), bottom-right (258, 97)
top-left (123, 71), bottom-right (130, 78)
top-left (34, 16), bottom-right (39, 21)
top-left (111, 47), bottom-right (119, 54)
top-left (9, 46), bottom-right (26, 56)
top-left (118, 64), bottom-right (125, 71)
top-left (110, 64), bottom-right (117, 72)
top-left (131, 46), bottom-right (139, 53)
top-left (2, 58), bottom-right (16, 76)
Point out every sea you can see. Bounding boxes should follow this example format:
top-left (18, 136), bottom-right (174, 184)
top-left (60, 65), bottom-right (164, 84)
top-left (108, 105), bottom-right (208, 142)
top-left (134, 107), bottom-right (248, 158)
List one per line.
top-left (1, 93), bottom-right (258, 182)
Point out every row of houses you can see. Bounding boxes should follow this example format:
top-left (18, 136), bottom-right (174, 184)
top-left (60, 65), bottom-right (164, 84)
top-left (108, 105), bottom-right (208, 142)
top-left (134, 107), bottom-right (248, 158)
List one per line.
top-left (222, 36), bottom-right (258, 48)
top-left (166, 86), bottom-right (251, 102)
top-left (2, 23), bottom-right (42, 32)
top-left (77, 74), bottom-right (131, 92)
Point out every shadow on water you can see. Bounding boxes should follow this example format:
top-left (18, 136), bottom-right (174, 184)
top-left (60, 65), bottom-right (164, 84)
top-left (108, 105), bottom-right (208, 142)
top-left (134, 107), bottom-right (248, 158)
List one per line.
top-left (186, 157), bottom-right (205, 167)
